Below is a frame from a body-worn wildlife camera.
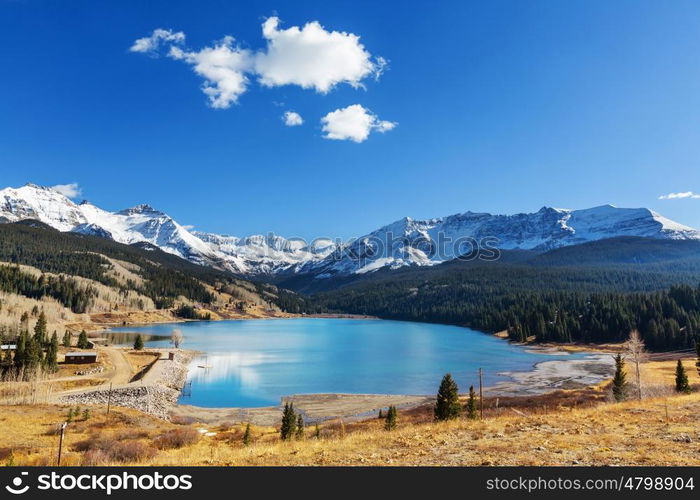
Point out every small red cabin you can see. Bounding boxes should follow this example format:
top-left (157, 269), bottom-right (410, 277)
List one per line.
top-left (65, 352), bottom-right (98, 364)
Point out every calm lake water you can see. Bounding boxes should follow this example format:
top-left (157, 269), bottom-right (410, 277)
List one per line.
top-left (110, 318), bottom-right (581, 408)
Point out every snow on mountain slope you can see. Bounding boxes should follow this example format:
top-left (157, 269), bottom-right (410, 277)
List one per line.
top-left (194, 231), bottom-right (336, 275)
top-left (1, 183), bottom-right (699, 278)
top-left (306, 205), bottom-right (700, 277)
top-left (0, 184), bottom-right (221, 266)
top-left (0, 184), bottom-right (86, 231)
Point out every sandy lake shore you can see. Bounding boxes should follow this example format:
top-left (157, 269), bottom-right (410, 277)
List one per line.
top-left (66, 323), bottom-right (617, 426)
top-left (168, 347), bottom-right (616, 426)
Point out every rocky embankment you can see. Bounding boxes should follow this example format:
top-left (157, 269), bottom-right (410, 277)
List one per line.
top-left (58, 350), bottom-right (195, 420)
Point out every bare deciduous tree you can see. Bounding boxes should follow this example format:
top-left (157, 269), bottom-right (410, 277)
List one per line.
top-left (625, 329), bottom-right (646, 401)
top-left (171, 328), bottom-right (184, 349)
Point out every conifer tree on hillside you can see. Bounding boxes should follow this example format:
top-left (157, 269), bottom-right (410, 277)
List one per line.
top-left (280, 402), bottom-right (296, 440)
top-left (14, 331), bottom-right (26, 369)
top-left (45, 331), bottom-right (59, 371)
top-left (465, 385), bottom-right (478, 419)
top-left (25, 337), bottom-right (42, 371)
top-left (675, 360), bottom-right (691, 394)
top-left (384, 405), bottom-right (397, 431)
top-left (133, 334), bottom-right (144, 351)
top-left (612, 353), bottom-right (628, 402)
top-left (77, 330), bottom-right (90, 349)
top-left (34, 311), bottom-right (47, 345)
top-left (295, 414), bottom-right (305, 439)
top-left (63, 331), bottom-right (71, 348)
top-left (243, 423), bottom-right (251, 446)
top-left (434, 373), bottom-right (461, 421)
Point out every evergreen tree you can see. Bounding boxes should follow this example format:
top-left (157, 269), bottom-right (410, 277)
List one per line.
top-left (24, 337), bottom-right (42, 372)
top-left (434, 373), bottom-right (461, 421)
top-left (133, 334), bottom-right (144, 351)
top-left (77, 330), bottom-right (89, 349)
top-left (384, 405), bottom-right (397, 431)
top-left (14, 331), bottom-right (26, 369)
top-left (242, 423), bottom-right (251, 446)
top-left (280, 402), bottom-right (297, 440)
top-left (63, 331), bottom-right (71, 348)
top-left (295, 414), bottom-right (305, 439)
top-left (675, 360), bottom-right (691, 393)
top-left (465, 385), bottom-right (478, 419)
top-left (33, 311), bottom-right (47, 345)
top-left (378, 409), bottom-right (384, 419)
top-left (611, 353), bottom-right (628, 402)
top-left (314, 423), bottom-right (321, 439)
top-left (45, 331), bottom-right (59, 371)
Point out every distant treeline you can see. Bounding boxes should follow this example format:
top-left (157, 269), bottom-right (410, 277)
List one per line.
top-left (0, 265), bottom-right (97, 313)
top-left (0, 223), bottom-right (216, 308)
top-left (0, 222), bottom-right (305, 314)
top-left (304, 264), bottom-right (700, 351)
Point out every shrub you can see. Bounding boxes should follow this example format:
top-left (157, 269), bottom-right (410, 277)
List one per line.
top-left (170, 415), bottom-right (196, 425)
top-left (81, 449), bottom-right (109, 466)
top-left (154, 428), bottom-right (200, 450)
top-left (72, 435), bottom-right (157, 463)
top-left (108, 441), bottom-right (157, 463)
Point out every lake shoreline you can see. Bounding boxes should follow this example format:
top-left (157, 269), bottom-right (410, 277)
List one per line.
top-left (167, 347), bottom-right (615, 426)
top-left (101, 318), bottom-right (617, 425)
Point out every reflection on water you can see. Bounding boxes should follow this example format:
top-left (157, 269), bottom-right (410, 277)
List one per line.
top-left (101, 332), bottom-right (170, 345)
top-left (111, 318), bottom-right (585, 408)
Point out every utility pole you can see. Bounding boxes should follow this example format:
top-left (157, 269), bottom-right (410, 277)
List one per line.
top-left (478, 368), bottom-right (484, 420)
top-left (57, 422), bottom-right (67, 466)
top-left (106, 382), bottom-right (113, 415)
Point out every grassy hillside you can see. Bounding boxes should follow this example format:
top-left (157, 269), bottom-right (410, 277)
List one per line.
top-left (2, 356), bottom-right (698, 466)
top-left (0, 222), bottom-right (302, 329)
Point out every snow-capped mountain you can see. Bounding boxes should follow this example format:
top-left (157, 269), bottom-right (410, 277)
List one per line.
top-left (0, 184), bottom-right (221, 267)
top-left (1, 183), bottom-right (699, 279)
top-left (0, 183), bottom-right (334, 275)
top-left (307, 205), bottom-right (700, 277)
top-left (192, 232), bottom-right (335, 275)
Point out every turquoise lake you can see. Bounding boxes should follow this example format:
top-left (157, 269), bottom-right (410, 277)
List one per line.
top-left (110, 318), bottom-right (581, 408)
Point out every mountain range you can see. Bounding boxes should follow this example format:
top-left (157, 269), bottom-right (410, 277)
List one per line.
top-left (1, 183), bottom-right (699, 280)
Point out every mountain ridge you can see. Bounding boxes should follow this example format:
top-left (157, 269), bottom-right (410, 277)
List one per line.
top-left (1, 183), bottom-right (698, 278)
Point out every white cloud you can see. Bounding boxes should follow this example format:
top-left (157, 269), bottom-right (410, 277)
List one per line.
top-left (320, 104), bottom-right (396, 143)
top-left (255, 17), bottom-right (382, 93)
top-left (51, 183), bottom-right (82, 199)
top-left (283, 111), bottom-right (303, 126)
top-left (130, 18), bottom-right (386, 116)
top-left (181, 224), bottom-right (195, 230)
top-left (658, 191), bottom-right (700, 200)
top-left (168, 36), bottom-right (252, 109)
top-left (130, 28), bottom-right (185, 54)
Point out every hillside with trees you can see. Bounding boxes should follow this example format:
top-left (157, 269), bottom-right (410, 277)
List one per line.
top-left (303, 247), bottom-right (700, 351)
top-left (0, 222), bottom-right (303, 324)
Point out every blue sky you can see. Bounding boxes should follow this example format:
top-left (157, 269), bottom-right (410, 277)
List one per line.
top-left (1, 0), bottom-right (700, 240)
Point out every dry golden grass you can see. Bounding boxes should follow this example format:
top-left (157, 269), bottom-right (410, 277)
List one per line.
top-left (146, 391), bottom-right (700, 466)
top-left (1, 363), bottom-right (699, 467)
top-left (124, 351), bottom-right (160, 375)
